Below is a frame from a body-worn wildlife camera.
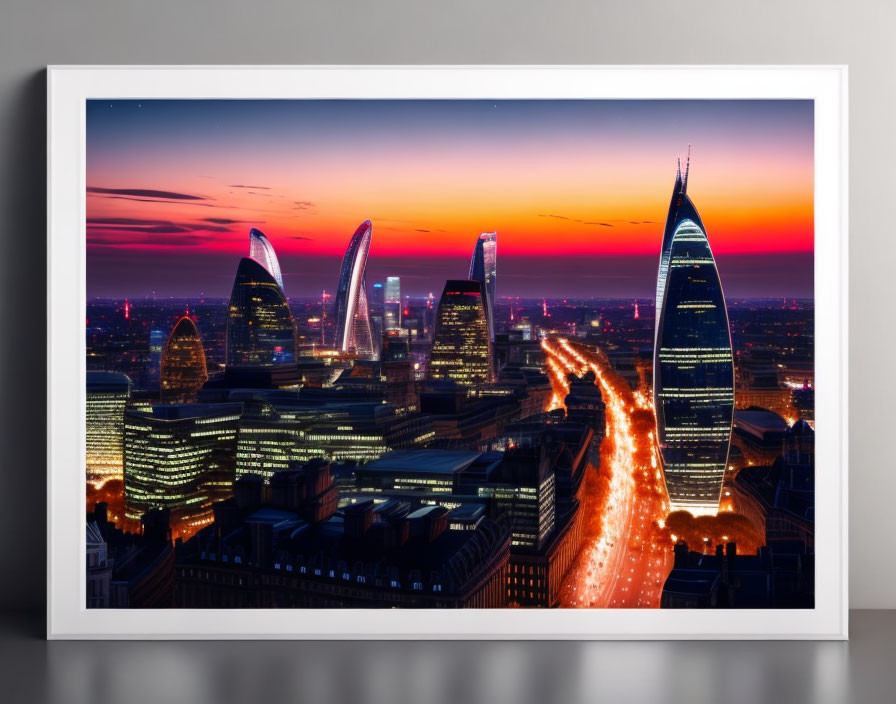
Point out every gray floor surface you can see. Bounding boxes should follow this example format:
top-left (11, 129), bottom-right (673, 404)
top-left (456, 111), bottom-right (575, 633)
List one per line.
top-left (1, 610), bottom-right (892, 704)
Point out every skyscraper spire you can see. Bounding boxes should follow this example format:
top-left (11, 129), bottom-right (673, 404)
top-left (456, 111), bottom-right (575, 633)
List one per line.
top-left (248, 228), bottom-right (285, 293)
top-left (682, 145), bottom-right (691, 193)
top-left (468, 232), bottom-right (497, 342)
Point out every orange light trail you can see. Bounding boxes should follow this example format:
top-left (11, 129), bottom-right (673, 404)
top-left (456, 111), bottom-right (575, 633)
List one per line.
top-left (542, 337), bottom-right (674, 608)
top-left (543, 352), bottom-right (571, 412)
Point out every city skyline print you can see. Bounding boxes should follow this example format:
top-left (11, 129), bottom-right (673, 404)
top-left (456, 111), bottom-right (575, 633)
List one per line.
top-left (85, 97), bottom-right (816, 611)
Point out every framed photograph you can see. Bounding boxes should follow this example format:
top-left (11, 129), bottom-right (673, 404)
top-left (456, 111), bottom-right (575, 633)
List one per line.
top-left (47, 65), bottom-right (848, 639)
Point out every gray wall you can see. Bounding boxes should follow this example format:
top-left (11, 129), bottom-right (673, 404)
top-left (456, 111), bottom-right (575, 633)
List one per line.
top-left (0, 0), bottom-right (885, 612)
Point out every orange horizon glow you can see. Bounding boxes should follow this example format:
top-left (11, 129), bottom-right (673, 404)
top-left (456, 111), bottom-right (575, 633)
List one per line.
top-left (87, 99), bottom-right (814, 297)
top-left (86, 167), bottom-right (813, 258)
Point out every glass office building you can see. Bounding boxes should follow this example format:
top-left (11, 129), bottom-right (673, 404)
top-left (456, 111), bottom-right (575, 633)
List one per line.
top-left (334, 220), bottom-right (376, 358)
top-left (123, 403), bottom-right (242, 525)
top-left (226, 257), bottom-right (296, 366)
top-left (384, 276), bottom-right (401, 332)
top-left (653, 160), bottom-right (735, 515)
top-left (469, 232), bottom-right (497, 342)
top-left (429, 279), bottom-right (493, 387)
top-left (248, 228), bottom-right (285, 292)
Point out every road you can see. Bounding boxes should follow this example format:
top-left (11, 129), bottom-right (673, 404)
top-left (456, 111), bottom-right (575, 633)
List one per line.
top-left (542, 337), bottom-right (673, 608)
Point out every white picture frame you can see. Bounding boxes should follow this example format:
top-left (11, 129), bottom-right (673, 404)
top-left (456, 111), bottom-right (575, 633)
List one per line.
top-left (47, 65), bottom-right (848, 639)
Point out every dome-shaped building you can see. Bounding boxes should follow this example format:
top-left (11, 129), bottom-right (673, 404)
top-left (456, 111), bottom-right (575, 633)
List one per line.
top-left (160, 316), bottom-right (208, 403)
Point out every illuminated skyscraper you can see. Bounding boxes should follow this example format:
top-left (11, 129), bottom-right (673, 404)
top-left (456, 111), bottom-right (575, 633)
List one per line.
top-left (235, 400), bottom-right (324, 482)
top-left (334, 220), bottom-right (376, 358)
top-left (384, 276), bottom-right (401, 331)
top-left (248, 228), bottom-right (285, 292)
top-left (160, 316), bottom-right (208, 403)
top-left (148, 328), bottom-right (164, 385)
top-left (86, 371), bottom-right (131, 486)
top-left (369, 281), bottom-right (385, 355)
top-left (424, 291), bottom-right (436, 339)
top-left (227, 257), bottom-right (296, 366)
top-left (469, 232), bottom-right (497, 342)
top-left (653, 158), bottom-right (734, 515)
top-left (124, 403), bottom-right (241, 526)
top-left (371, 281), bottom-right (385, 311)
top-left (429, 279), bottom-right (493, 386)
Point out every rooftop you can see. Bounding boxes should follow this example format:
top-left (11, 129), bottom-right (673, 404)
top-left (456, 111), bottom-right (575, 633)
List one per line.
top-left (447, 504), bottom-right (486, 521)
top-left (734, 408), bottom-right (788, 437)
top-left (406, 505), bottom-right (448, 520)
top-left (135, 402), bottom-right (243, 421)
top-left (86, 370), bottom-right (131, 392)
top-left (360, 449), bottom-right (484, 476)
top-left (245, 507), bottom-right (301, 526)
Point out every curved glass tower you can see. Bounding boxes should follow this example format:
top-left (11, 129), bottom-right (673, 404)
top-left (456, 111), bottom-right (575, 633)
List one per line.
top-left (248, 228), bottom-right (285, 292)
top-left (334, 220), bottom-right (376, 359)
top-left (653, 159), bottom-right (734, 516)
top-left (160, 316), bottom-right (208, 403)
top-left (469, 232), bottom-right (497, 342)
top-left (227, 257), bottom-right (296, 366)
top-left (429, 279), bottom-right (493, 386)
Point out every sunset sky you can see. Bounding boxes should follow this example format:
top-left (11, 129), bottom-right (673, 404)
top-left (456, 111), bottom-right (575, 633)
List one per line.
top-left (86, 99), bottom-right (814, 299)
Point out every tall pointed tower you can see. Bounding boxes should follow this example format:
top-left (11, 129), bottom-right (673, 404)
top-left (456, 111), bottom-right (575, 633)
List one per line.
top-left (334, 220), bottom-right (376, 359)
top-left (653, 154), bottom-right (735, 515)
top-left (468, 232), bottom-right (497, 342)
top-left (248, 228), bottom-right (285, 292)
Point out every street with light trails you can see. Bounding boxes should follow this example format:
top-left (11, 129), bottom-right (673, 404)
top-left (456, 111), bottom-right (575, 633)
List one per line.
top-left (542, 337), bottom-right (674, 608)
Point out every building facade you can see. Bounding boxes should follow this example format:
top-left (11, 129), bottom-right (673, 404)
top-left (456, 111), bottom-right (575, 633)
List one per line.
top-left (334, 220), bottom-right (377, 358)
top-left (235, 400), bottom-right (314, 482)
top-left (226, 257), bottom-right (297, 367)
top-left (384, 275), bottom-right (401, 332)
top-left (653, 160), bottom-right (735, 515)
top-left (123, 403), bottom-right (242, 532)
top-left (86, 520), bottom-right (112, 608)
top-left (369, 281), bottom-right (385, 355)
top-left (175, 463), bottom-right (511, 608)
top-left (160, 316), bottom-right (208, 403)
top-left (351, 424), bottom-right (595, 608)
top-left (86, 371), bottom-right (131, 486)
top-left (429, 279), bottom-right (493, 386)
top-left (86, 504), bottom-right (175, 608)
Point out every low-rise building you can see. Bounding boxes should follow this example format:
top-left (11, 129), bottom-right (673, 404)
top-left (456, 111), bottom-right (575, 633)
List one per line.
top-left (662, 540), bottom-right (813, 609)
top-left (86, 503), bottom-right (174, 608)
top-left (175, 461), bottom-right (510, 608)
